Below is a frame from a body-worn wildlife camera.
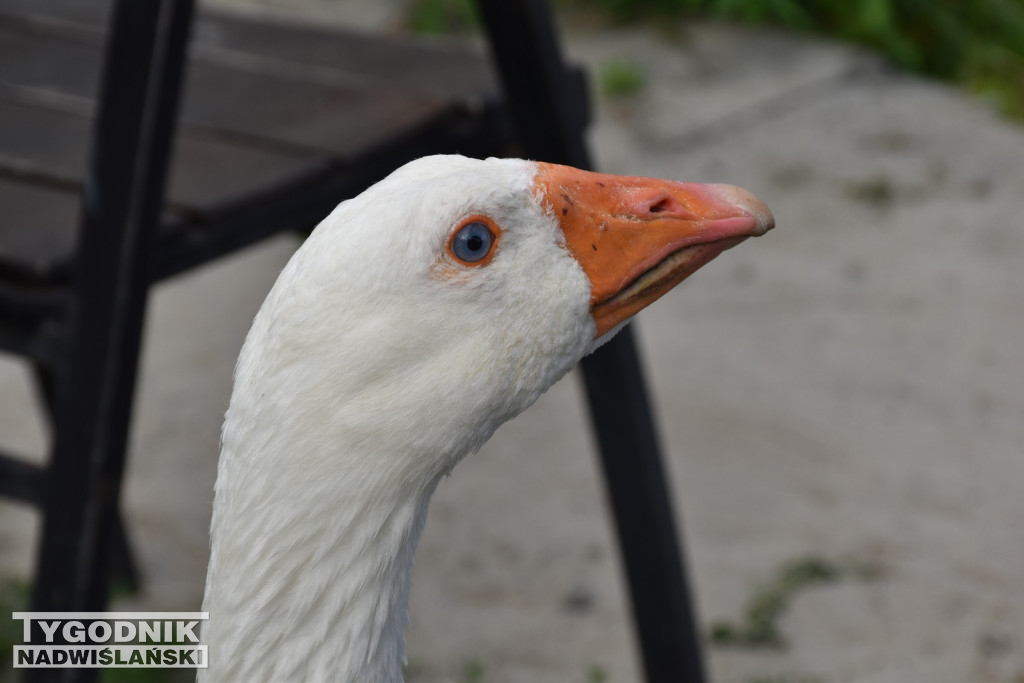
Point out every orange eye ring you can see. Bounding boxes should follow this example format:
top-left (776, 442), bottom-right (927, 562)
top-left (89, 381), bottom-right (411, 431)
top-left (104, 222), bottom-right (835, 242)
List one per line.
top-left (447, 215), bottom-right (502, 267)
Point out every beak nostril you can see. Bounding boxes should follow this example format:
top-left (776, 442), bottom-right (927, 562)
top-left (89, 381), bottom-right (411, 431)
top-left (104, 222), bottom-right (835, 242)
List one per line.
top-left (648, 196), bottom-right (684, 215)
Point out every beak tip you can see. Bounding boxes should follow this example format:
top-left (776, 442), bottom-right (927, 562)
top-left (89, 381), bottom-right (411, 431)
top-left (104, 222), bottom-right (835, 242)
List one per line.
top-left (708, 183), bottom-right (775, 236)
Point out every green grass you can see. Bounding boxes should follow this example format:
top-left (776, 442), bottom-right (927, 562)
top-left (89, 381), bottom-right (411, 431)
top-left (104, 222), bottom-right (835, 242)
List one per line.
top-left (461, 657), bottom-right (486, 683)
top-left (407, 0), bottom-right (1024, 120)
top-left (571, 0), bottom-right (1024, 120)
top-left (407, 0), bottom-right (478, 35)
top-left (0, 579), bottom-right (30, 674)
top-left (845, 174), bottom-right (898, 208)
top-left (600, 59), bottom-right (647, 95)
top-left (709, 556), bottom-right (877, 649)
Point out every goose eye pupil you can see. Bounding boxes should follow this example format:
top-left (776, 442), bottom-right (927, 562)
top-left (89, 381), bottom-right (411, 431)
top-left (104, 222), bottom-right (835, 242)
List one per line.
top-left (451, 222), bottom-right (495, 263)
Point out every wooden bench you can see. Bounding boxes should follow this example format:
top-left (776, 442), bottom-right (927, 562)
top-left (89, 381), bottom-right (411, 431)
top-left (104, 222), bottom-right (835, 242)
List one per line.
top-left (0, 2), bottom-right (705, 681)
top-left (0, 0), bottom-right (514, 290)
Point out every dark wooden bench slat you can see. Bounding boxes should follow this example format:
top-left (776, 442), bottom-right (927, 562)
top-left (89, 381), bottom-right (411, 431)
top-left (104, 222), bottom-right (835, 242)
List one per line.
top-left (193, 14), bottom-right (497, 100)
top-left (0, 23), bottom-right (102, 98)
top-left (0, 0), bottom-right (509, 289)
top-left (0, 99), bottom-right (327, 283)
top-left (0, 0), bottom-right (111, 30)
top-left (0, 22), bottom-right (456, 155)
top-left (181, 62), bottom-right (449, 155)
top-left (0, 0), bottom-right (498, 100)
top-left (0, 179), bottom-right (78, 281)
top-left (0, 99), bottom-right (325, 207)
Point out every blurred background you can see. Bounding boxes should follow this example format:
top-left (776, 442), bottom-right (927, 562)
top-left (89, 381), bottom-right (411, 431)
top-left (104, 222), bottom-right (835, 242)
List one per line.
top-left (1, 0), bottom-right (1022, 682)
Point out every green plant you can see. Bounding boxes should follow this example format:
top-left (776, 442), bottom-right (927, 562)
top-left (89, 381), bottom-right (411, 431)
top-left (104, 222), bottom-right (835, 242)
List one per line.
top-left (846, 174), bottom-right (897, 208)
top-left (585, 663), bottom-right (609, 683)
top-left (408, 0), bottom-right (479, 35)
top-left (0, 580), bottom-right (30, 672)
top-left (561, 0), bottom-right (1024, 120)
top-left (600, 59), bottom-right (647, 95)
top-left (404, 0), bottom-right (1024, 118)
top-left (709, 556), bottom-right (868, 649)
top-left (461, 657), bottom-right (486, 683)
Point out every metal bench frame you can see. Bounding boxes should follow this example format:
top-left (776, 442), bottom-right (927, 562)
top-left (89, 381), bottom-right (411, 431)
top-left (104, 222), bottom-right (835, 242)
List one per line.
top-left (1, 1), bottom-right (706, 681)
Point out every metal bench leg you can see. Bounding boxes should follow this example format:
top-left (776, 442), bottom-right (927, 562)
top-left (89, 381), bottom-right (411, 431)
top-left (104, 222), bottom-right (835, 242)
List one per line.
top-left (30, 363), bottom-right (57, 418)
top-left (476, 1), bottom-right (707, 681)
top-left (31, 362), bottom-right (141, 593)
top-left (26, 2), bottom-right (195, 681)
top-left (578, 330), bottom-right (706, 682)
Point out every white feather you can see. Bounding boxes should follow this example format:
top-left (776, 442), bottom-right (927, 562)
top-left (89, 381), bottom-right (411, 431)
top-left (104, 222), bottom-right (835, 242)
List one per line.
top-left (201, 156), bottom-right (602, 682)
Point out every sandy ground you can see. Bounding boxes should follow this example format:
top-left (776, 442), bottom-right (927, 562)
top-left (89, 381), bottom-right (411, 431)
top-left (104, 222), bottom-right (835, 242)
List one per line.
top-left (1, 3), bottom-right (1023, 682)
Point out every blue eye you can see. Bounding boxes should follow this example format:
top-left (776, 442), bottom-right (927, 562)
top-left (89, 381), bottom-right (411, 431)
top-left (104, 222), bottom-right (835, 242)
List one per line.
top-left (450, 221), bottom-right (495, 263)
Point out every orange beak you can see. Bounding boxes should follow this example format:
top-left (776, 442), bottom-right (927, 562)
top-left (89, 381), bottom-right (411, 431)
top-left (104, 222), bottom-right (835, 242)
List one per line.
top-left (535, 163), bottom-right (775, 337)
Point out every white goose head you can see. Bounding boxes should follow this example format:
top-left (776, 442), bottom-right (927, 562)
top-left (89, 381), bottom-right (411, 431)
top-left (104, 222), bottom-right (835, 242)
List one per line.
top-left (201, 155), bottom-right (773, 682)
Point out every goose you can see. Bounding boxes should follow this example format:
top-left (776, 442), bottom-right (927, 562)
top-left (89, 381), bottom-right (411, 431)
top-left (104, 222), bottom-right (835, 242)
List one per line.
top-left (199, 154), bottom-right (773, 682)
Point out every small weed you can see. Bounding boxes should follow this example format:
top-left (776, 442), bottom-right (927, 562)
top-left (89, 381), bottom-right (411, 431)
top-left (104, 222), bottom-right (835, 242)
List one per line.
top-left (600, 59), bottom-right (646, 96)
top-left (407, 0), bottom-right (478, 36)
top-left (461, 657), bottom-right (486, 683)
top-left (109, 578), bottom-right (139, 604)
top-left (965, 45), bottom-right (1024, 120)
top-left (585, 662), bottom-right (609, 683)
top-left (846, 175), bottom-right (897, 209)
top-left (0, 579), bottom-right (30, 670)
top-left (709, 556), bottom-right (874, 650)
